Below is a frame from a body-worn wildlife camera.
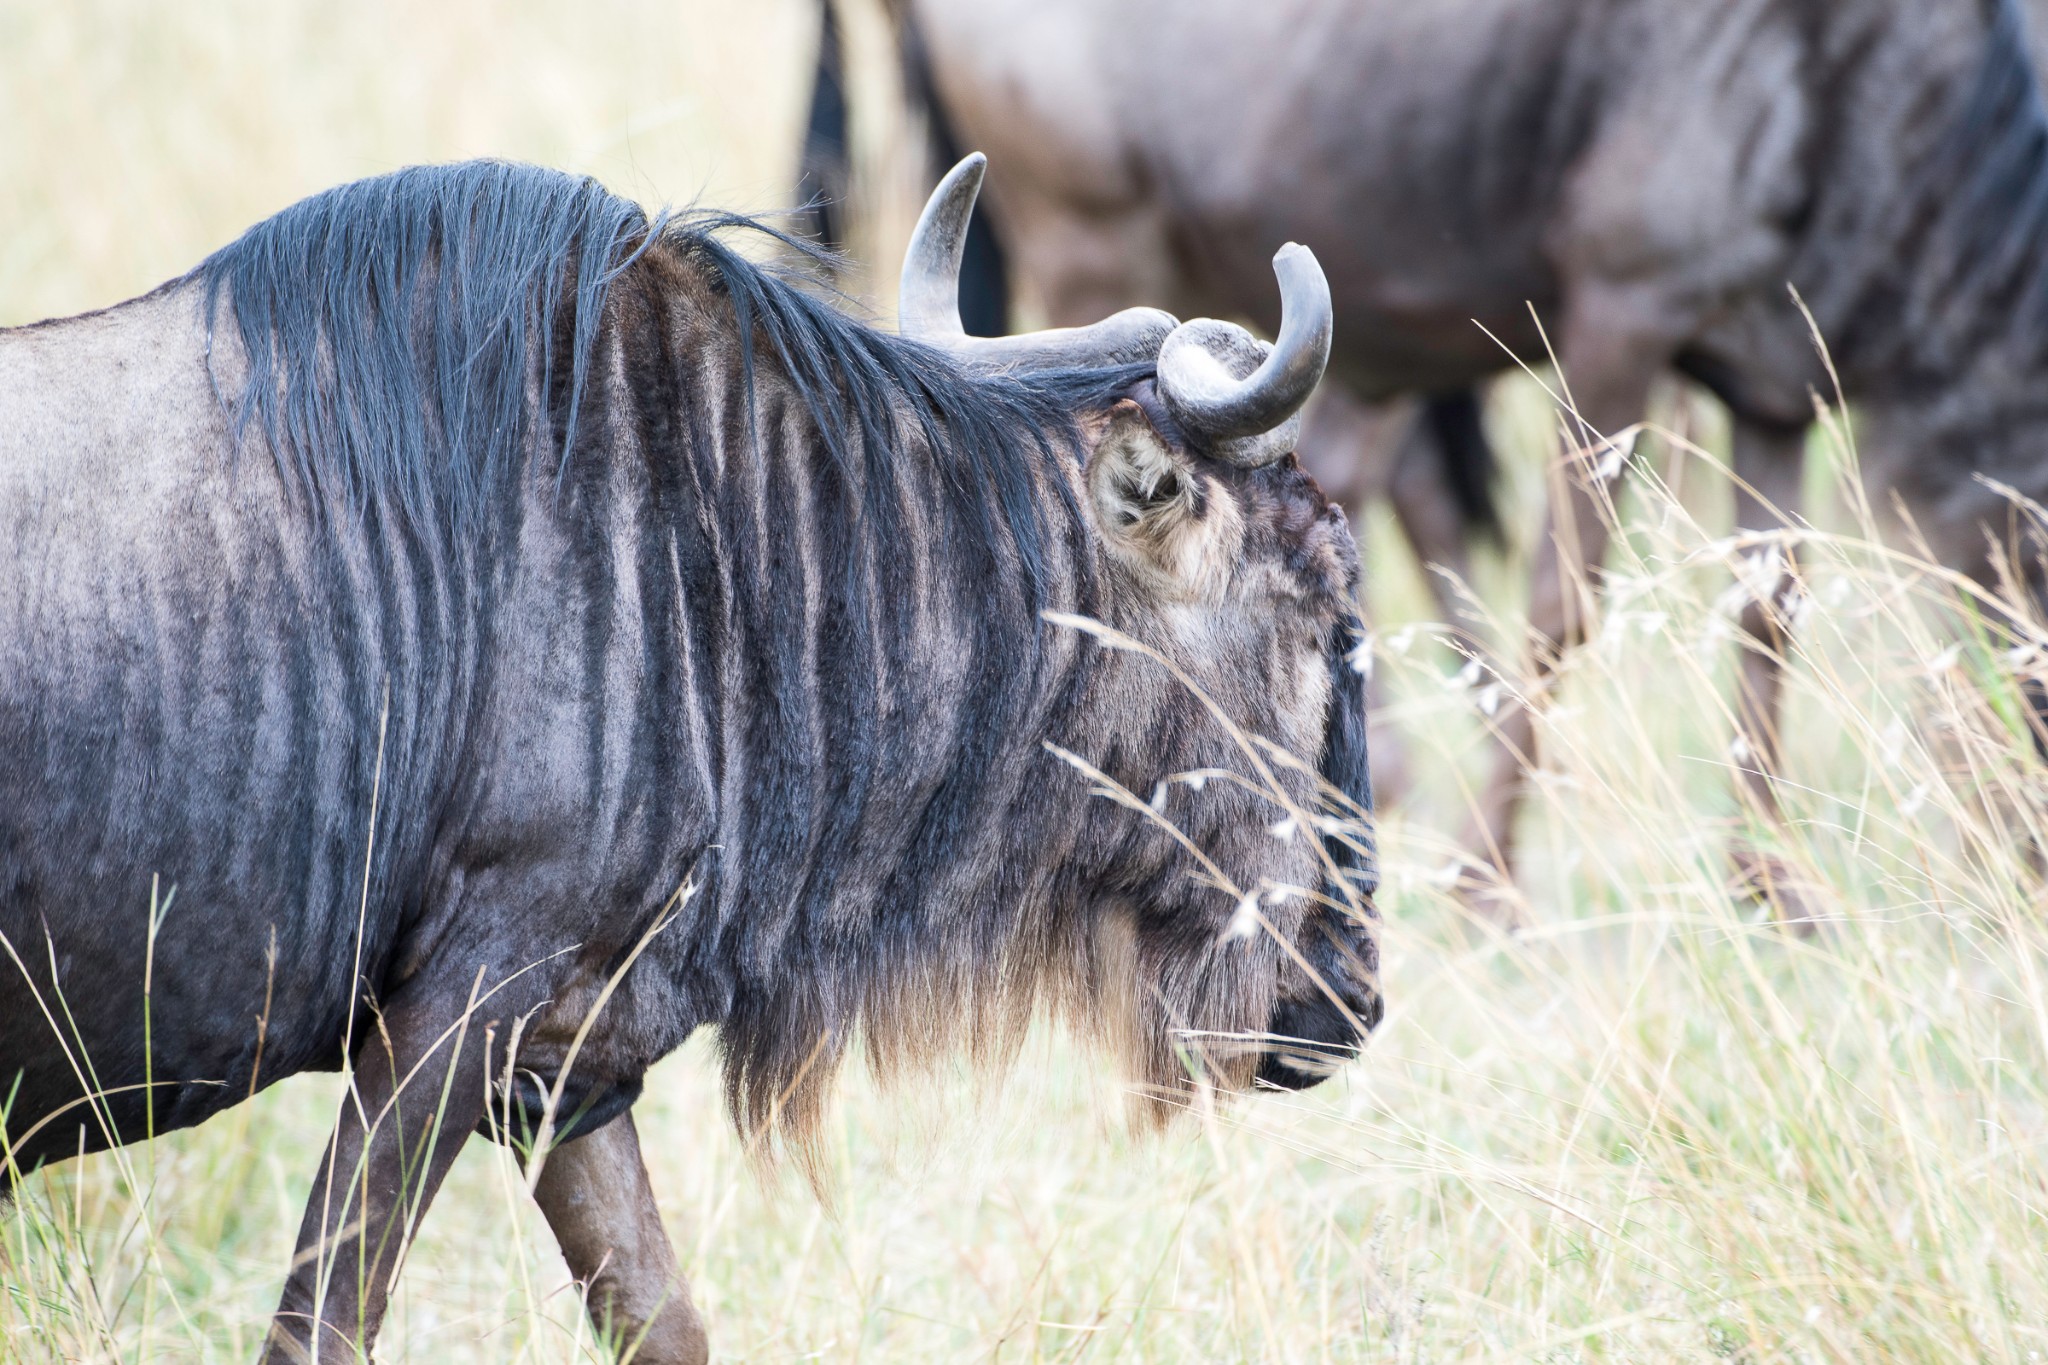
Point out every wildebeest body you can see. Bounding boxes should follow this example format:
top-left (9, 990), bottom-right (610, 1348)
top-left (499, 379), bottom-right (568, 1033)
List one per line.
top-left (0, 283), bottom-right (725, 1165)
top-left (0, 162), bottom-right (1375, 1360)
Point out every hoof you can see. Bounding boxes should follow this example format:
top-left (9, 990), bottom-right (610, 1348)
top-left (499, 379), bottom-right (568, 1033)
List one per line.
top-left (1729, 846), bottom-right (1827, 935)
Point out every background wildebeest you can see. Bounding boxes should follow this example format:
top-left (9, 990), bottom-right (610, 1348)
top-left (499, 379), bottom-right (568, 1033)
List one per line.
top-left (0, 156), bottom-right (1377, 1361)
top-left (819, 0), bottom-right (2048, 919)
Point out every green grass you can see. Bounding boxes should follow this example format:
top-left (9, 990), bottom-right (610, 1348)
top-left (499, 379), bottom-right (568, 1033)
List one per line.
top-left (7, 3), bottom-right (2048, 1360)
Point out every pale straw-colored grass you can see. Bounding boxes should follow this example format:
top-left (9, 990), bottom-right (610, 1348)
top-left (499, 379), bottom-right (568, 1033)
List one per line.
top-left (6, 3), bottom-right (2048, 1361)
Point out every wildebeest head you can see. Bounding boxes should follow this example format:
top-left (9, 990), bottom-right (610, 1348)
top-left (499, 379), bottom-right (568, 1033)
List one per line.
top-left (1070, 392), bottom-right (1384, 1097)
top-left (900, 157), bottom-right (1381, 1105)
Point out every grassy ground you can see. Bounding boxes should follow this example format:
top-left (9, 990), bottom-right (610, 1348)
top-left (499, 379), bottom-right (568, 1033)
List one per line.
top-left (7, 3), bottom-right (2048, 1362)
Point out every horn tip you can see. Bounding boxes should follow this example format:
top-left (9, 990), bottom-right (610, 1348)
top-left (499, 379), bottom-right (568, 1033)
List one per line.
top-left (930, 153), bottom-right (989, 210)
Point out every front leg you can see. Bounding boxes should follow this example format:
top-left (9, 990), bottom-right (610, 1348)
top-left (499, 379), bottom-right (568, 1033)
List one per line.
top-left (1461, 286), bottom-right (1670, 918)
top-left (1727, 418), bottom-right (1815, 923)
top-left (262, 972), bottom-right (529, 1363)
top-left (529, 1112), bottom-right (707, 1365)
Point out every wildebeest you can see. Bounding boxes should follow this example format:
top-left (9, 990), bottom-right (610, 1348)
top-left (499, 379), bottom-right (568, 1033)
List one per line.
top-left (841, 0), bottom-right (2048, 918)
top-left (0, 157), bottom-right (1378, 1361)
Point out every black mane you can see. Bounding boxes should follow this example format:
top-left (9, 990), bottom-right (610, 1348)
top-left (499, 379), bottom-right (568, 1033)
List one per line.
top-left (198, 159), bottom-right (1149, 597)
top-left (199, 162), bottom-right (652, 538)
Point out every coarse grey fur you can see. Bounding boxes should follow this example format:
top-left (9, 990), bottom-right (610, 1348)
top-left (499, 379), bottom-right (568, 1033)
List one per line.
top-left (0, 161), bottom-right (1375, 1362)
top-left (901, 0), bottom-right (2048, 911)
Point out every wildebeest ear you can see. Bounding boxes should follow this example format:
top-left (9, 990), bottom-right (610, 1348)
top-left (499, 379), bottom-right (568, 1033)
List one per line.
top-left (1086, 399), bottom-right (1240, 589)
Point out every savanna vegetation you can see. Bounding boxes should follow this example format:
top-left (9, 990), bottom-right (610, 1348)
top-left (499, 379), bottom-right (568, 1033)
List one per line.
top-left (4, 2), bottom-right (2046, 1360)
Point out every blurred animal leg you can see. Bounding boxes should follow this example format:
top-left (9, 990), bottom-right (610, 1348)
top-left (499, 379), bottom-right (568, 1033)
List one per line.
top-left (263, 977), bottom-right (518, 1364)
top-left (1388, 396), bottom-right (1484, 634)
top-left (1462, 292), bottom-right (1668, 913)
top-left (1378, 397), bottom-right (1481, 812)
top-left (530, 1112), bottom-right (707, 1365)
top-left (1724, 421), bottom-right (1817, 922)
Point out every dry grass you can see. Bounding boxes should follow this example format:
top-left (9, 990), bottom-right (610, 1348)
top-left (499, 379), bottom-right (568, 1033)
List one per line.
top-left (6, 3), bottom-right (2048, 1362)
top-left (0, 0), bottom-right (815, 328)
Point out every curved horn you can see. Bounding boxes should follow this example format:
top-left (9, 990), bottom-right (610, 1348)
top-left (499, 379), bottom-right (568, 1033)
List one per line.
top-left (1154, 244), bottom-right (1334, 466)
top-left (900, 154), bottom-right (1177, 371)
